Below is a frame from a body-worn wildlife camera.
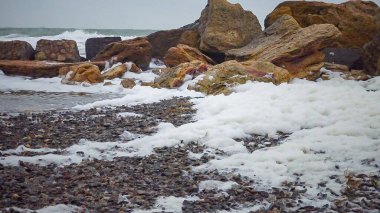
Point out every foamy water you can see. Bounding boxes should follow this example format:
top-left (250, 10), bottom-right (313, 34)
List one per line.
top-left (0, 28), bottom-right (156, 57)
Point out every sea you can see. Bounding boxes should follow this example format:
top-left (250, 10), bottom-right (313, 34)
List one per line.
top-left (0, 28), bottom-right (157, 58)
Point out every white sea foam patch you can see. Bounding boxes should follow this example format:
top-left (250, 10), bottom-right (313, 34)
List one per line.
top-left (6, 204), bottom-right (82, 213)
top-left (1, 77), bottom-right (379, 207)
top-left (133, 196), bottom-right (199, 213)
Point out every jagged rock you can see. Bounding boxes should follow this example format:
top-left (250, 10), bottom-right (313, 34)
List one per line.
top-left (121, 78), bottom-right (136, 89)
top-left (363, 34), bottom-right (380, 76)
top-left (35, 39), bottom-right (81, 62)
top-left (190, 60), bottom-right (290, 95)
top-left (264, 1), bottom-right (379, 48)
top-left (153, 60), bottom-right (211, 88)
top-left (101, 64), bottom-right (128, 80)
top-left (323, 48), bottom-right (363, 70)
top-left (147, 28), bottom-right (199, 60)
top-left (0, 60), bottom-right (105, 78)
top-left (85, 37), bottom-right (122, 60)
top-left (61, 63), bottom-right (103, 84)
top-left (0, 41), bottom-right (34, 60)
top-left (164, 44), bottom-right (216, 67)
top-left (227, 15), bottom-right (341, 80)
top-left (92, 37), bottom-right (152, 70)
top-left (198, 0), bottom-right (262, 54)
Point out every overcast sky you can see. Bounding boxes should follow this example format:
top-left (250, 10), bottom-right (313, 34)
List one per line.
top-left (0, 0), bottom-right (379, 30)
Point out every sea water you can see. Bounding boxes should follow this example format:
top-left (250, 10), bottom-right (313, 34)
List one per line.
top-left (0, 28), bottom-right (157, 57)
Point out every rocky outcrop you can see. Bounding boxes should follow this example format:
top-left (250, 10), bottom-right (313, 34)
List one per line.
top-left (0, 60), bottom-right (105, 78)
top-left (0, 41), bottom-right (34, 60)
top-left (153, 60), bottom-right (211, 88)
top-left (363, 35), bottom-right (380, 76)
top-left (121, 79), bottom-right (136, 89)
top-left (92, 38), bottom-right (152, 70)
top-left (85, 37), bottom-right (121, 60)
top-left (264, 1), bottom-right (379, 48)
top-left (323, 48), bottom-right (363, 70)
top-left (227, 15), bottom-right (341, 80)
top-left (61, 63), bottom-right (103, 84)
top-left (198, 0), bottom-right (262, 54)
top-left (35, 39), bottom-right (81, 62)
top-left (164, 44), bottom-right (216, 67)
top-left (147, 28), bottom-right (199, 60)
top-left (190, 60), bottom-right (290, 95)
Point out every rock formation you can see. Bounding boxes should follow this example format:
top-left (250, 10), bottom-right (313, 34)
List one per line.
top-left (85, 37), bottom-right (122, 60)
top-left (92, 38), bottom-right (152, 70)
top-left (0, 41), bottom-right (34, 60)
top-left (227, 15), bottom-right (341, 80)
top-left (35, 39), bottom-right (81, 62)
top-left (264, 1), bottom-right (379, 48)
top-left (164, 44), bottom-right (216, 67)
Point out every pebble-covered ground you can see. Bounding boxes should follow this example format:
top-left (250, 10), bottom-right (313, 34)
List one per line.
top-left (0, 96), bottom-right (379, 212)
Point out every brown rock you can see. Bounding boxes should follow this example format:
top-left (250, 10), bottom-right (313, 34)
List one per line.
top-left (92, 37), bottom-right (152, 70)
top-left (0, 60), bottom-right (105, 78)
top-left (190, 60), bottom-right (290, 95)
top-left (101, 64), bottom-right (128, 80)
top-left (35, 39), bottom-right (81, 62)
top-left (153, 60), bottom-right (211, 88)
top-left (121, 78), bottom-right (136, 89)
top-left (227, 15), bottom-right (341, 80)
top-left (128, 62), bottom-right (142, 73)
top-left (85, 37), bottom-right (122, 60)
top-left (0, 41), bottom-right (35, 60)
top-left (264, 1), bottom-right (379, 48)
top-left (363, 34), bottom-right (380, 76)
top-left (198, 0), bottom-right (262, 54)
top-left (147, 28), bottom-right (199, 60)
top-left (164, 44), bottom-right (216, 67)
top-left (62, 63), bottom-right (103, 84)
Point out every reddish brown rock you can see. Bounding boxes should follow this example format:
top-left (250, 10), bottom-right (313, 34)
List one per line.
top-left (0, 41), bottom-right (34, 60)
top-left (85, 37), bottom-right (122, 60)
top-left (0, 60), bottom-right (105, 78)
top-left (198, 0), bottom-right (262, 54)
top-left (164, 44), bottom-right (216, 67)
top-left (121, 78), bottom-right (136, 89)
top-left (147, 28), bottom-right (199, 60)
top-left (227, 15), bottom-right (342, 80)
top-left (35, 39), bottom-right (81, 62)
top-left (264, 1), bottom-right (379, 48)
top-left (92, 37), bottom-right (152, 70)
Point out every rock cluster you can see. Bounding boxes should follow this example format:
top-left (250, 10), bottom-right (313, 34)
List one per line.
top-left (35, 39), bottom-right (81, 62)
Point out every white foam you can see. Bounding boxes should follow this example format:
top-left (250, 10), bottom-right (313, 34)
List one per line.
top-left (6, 204), bottom-right (82, 213)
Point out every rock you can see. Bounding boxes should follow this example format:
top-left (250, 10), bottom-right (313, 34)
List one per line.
top-left (121, 78), bottom-right (136, 89)
top-left (324, 63), bottom-right (350, 73)
top-left (85, 37), bottom-right (122, 60)
top-left (127, 62), bottom-right (142, 73)
top-left (92, 37), bottom-right (152, 70)
top-left (0, 60), bottom-right (105, 78)
top-left (101, 64), bottom-right (128, 80)
top-left (264, 1), bottom-right (379, 48)
top-left (147, 28), bottom-right (199, 60)
top-left (198, 0), bottom-right (262, 55)
top-left (153, 60), bottom-right (211, 88)
top-left (61, 63), bottom-right (103, 84)
top-left (0, 41), bottom-right (34, 60)
top-left (323, 48), bottom-right (363, 70)
top-left (103, 82), bottom-right (114, 86)
top-left (226, 15), bottom-right (341, 80)
top-left (363, 34), bottom-right (380, 76)
top-left (190, 60), bottom-right (290, 95)
top-left (164, 44), bottom-right (216, 67)
top-left (35, 39), bottom-right (81, 62)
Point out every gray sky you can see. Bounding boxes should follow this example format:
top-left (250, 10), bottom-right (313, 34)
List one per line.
top-left (0, 0), bottom-right (379, 30)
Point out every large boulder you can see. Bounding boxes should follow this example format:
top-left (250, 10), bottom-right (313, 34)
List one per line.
top-left (264, 1), bottom-right (379, 48)
top-left (147, 28), bottom-right (199, 60)
top-left (198, 0), bottom-right (262, 55)
top-left (35, 39), bottom-right (81, 62)
top-left (190, 60), bottom-right (290, 95)
top-left (61, 63), bottom-right (103, 84)
top-left (226, 15), bottom-right (342, 80)
top-left (0, 41), bottom-right (34, 60)
top-left (363, 35), bottom-right (380, 76)
top-left (85, 37), bottom-right (122, 60)
top-left (164, 44), bottom-right (216, 67)
top-left (153, 60), bottom-right (211, 88)
top-left (92, 37), bottom-right (152, 70)
top-left (0, 60), bottom-right (105, 78)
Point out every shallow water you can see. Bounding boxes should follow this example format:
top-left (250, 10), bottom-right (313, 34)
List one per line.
top-left (0, 91), bottom-right (122, 113)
